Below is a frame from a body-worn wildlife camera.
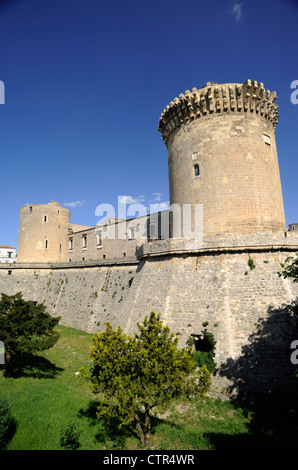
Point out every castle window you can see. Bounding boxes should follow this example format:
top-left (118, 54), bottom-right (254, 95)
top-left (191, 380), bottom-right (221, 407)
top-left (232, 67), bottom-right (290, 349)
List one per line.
top-left (103, 254), bottom-right (106, 259)
top-left (29, 206), bottom-right (32, 213)
top-left (69, 238), bottom-right (73, 250)
top-left (129, 227), bottom-right (136, 240)
top-left (97, 231), bottom-right (102, 247)
top-left (7, 270), bottom-right (12, 275)
top-left (194, 164), bottom-right (200, 177)
top-left (149, 223), bottom-right (157, 241)
top-left (263, 134), bottom-right (271, 145)
top-left (59, 244), bottom-right (62, 252)
top-left (45, 240), bottom-right (48, 249)
top-left (82, 234), bottom-right (87, 249)
top-left (44, 215), bottom-right (47, 222)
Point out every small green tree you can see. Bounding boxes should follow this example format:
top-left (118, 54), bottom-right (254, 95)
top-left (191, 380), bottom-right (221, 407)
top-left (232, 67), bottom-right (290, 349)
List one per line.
top-left (82, 312), bottom-right (211, 447)
top-left (60, 422), bottom-right (81, 450)
top-left (278, 254), bottom-right (298, 319)
top-left (0, 292), bottom-right (60, 375)
top-left (279, 253), bottom-right (298, 282)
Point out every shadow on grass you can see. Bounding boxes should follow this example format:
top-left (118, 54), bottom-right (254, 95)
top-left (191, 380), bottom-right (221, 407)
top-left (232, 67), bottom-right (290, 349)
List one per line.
top-left (0, 352), bottom-right (64, 379)
top-left (208, 302), bottom-right (298, 449)
top-left (76, 303), bottom-right (298, 450)
top-left (78, 400), bottom-right (167, 449)
top-left (0, 414), bottom-right (18, 450)
top-left (205, 393), bottom-right (298, 449)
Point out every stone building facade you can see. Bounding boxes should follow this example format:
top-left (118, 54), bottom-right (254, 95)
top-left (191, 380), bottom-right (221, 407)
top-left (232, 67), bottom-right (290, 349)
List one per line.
top-left (67, 215), bottom-right (149, 262)
top-left (17, 201), bottom-right (171, 263)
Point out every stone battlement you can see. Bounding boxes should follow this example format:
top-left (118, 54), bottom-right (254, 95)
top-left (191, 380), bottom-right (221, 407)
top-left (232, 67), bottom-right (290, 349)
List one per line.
top-left (158, 80), bottom-right (279, 144)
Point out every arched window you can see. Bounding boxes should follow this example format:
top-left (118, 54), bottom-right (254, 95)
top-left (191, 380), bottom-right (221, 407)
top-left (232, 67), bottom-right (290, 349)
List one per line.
top-left (194, 164), bottom-right (200, 177)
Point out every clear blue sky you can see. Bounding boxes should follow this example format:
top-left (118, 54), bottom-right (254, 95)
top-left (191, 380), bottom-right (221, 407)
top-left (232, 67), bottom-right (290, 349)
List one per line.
top-left (0, 0), bottom-right (297, 248)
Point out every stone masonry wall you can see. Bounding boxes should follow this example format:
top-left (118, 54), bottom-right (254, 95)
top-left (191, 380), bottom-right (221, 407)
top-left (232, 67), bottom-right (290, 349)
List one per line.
top-left (1, 238), bottom-right (298, 393)
top-left (121, 248), bottom-right (298, 393)
top-left (0, 260), bottom-right (138, 333)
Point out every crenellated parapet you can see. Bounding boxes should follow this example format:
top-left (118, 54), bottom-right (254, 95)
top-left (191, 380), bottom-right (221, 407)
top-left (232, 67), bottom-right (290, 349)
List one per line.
top-left (158, 80), bottom-right (279, 144)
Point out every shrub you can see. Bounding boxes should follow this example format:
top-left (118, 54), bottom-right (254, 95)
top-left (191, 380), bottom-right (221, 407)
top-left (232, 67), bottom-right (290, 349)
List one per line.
top-left (248, 257), bottom-right (255, 270)
top-left (60, 422), bottom-right (81, 450)
top-left (187, 326), bottom-right (217, 374)
top-left (0, 292), bottom-right (60, 376)
top-left (81, 312), bottom-right (211, 447)
top-left (0, 398), bottom-right (14, 450)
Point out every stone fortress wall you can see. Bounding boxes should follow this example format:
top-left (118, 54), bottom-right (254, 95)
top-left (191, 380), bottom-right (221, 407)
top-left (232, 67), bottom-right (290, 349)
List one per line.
top-left (1, 231), bottom-right (298, 393)
top-left (1, 79), bottom-right (298, 394)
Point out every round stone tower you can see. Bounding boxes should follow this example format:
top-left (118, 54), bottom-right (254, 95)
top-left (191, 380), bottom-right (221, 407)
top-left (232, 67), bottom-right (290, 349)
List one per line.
top-left (158, 80), bottom-right (286, 236)
top-left (17, 201), bottom-right (70, 263)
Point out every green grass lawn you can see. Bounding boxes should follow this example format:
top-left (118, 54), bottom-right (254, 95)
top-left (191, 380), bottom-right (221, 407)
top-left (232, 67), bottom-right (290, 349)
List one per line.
top-left (1, 325), bottom-right (298, 450)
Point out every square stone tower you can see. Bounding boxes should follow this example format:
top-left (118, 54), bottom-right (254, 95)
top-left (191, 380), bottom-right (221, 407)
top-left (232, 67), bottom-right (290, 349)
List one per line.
top-left (17, 201), bottom-right (70, 263)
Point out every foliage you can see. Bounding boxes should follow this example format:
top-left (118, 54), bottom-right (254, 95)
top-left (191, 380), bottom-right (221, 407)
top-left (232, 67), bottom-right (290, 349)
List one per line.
top-left (248, 257), bottom-right (256, 270)
top-left (279, 253), bottom-right (298, 377)
top-left (60, 422), bottom-right (81, 450)
top-left (194, 351), bottom-right (216, 373)
top-left (278, 254), bottom-right (298, 319)
top-left (2, 324), bottom-right (298, 450)
top-left (0, 398), bottom-right (14, 450)
top-left (187, 325), bottom-right (217, 374)
top-left (0, 292), bottom-right (60, 374)
top-left (279, 254), bottom-right (298, 282)
top-left (81, 312), bottom-right (211, 446)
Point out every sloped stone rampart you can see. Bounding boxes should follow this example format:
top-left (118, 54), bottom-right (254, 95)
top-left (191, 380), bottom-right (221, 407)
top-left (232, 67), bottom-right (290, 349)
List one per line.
top-left (1, 234), bottom-right (298, 393)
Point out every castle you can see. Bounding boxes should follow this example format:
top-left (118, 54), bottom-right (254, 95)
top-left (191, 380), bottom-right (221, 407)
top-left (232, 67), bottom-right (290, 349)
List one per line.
top-left (17, 80), bottom-right (285, 263)
top-left (17, 200), bottom-right (165, 264)
top-left (1, 79), bottom-right (298, 394)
